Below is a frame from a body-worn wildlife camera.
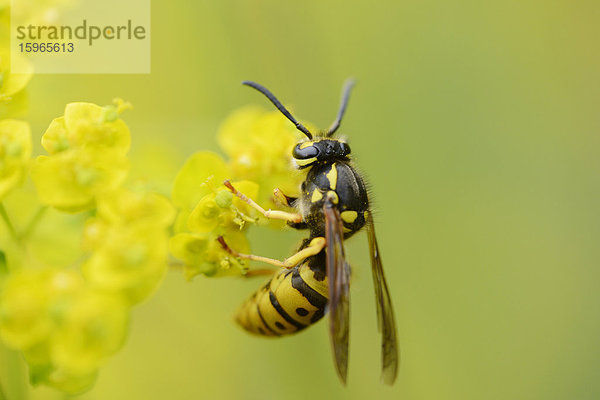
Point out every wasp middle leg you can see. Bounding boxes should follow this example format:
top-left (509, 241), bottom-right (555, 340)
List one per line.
top-left (224, 180), bottom-right (303, 223)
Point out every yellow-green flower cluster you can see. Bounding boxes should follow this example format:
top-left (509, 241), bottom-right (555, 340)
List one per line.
top-left (31, 100), bottom-right (131, 212)
top-left (0, 119), bottom-right (31, 199)
top-left (0, 268), bottom-right (129, 394)
top-left (0, 100), bottom-right (175, 394)
top-left (0, 3), bottom-right (179, 396)
top-left (82, 188), bottom-right (174, 305)
top-left (169, 107), bottom-right (306, 279)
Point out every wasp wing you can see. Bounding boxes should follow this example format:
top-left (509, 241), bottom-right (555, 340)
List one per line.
top-left (366, 212), bottom-right (399, 385)
top-left (324, 201), bottom-right (351, 385)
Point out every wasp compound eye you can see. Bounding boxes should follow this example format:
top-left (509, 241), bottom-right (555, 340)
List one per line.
top-left (339, 142), bottom-right (351, 156)
top-left (293, 143), bottom-right (319, 160)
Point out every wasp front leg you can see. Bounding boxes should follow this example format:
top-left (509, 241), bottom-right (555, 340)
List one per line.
top-left (224, 180), bottom-right (303, 223)
top-left (218, 236), bottom-right (325, 269)
top-left (273, 188), bottom-right (297, 207)
top-left (272, 188), bottom-right (308, 230)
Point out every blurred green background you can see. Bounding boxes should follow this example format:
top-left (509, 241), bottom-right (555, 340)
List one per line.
top-left (4, 0), bottom-right (600, 399)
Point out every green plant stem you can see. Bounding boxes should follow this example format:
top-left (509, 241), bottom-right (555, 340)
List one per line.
top-left (0, 377), bottom-right (7, 400)
top-left (0, 203), bottom-right (18, 244)
top-left (0, 339), bottom-right (28, 400)
top-left (20, 206), bottom-right (48, 242)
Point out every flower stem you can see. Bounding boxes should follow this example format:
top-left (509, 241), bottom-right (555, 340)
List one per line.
top-left (20, 206), bottom-right (48, 242)
top-left (0, 342), bottom-right (27, 400)
top-left (0, 203), bottom-right (18, 244)
top-left (0, 378), bottom-right (7, 400)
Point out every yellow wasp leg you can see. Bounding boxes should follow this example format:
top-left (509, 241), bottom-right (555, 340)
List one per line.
top-left (224, 180), bottom-right (303, 223)
top-left (218, 236), bottom-right (326, 269)
top-left (283, 237), bottom-right (326, 266)
top-left (273, 188), bottom-right (295, 207)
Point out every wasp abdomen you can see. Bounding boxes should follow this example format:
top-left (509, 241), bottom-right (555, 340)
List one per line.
top-left (235, 260), bottom-right (328, 337)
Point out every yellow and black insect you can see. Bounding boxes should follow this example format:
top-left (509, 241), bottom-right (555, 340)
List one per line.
top-left (218, 80), bottom-right (398, 385)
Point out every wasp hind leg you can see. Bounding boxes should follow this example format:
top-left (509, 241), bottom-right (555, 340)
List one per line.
top-left (224, 180), bottom-right (303, 224)
top-left (217, 236), bottom-right (325, 269)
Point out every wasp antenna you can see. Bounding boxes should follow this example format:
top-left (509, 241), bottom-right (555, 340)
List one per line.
top-left (327, 78), bottom-right (356, 137)
top-left (242, 80), bottom-right (313, 139)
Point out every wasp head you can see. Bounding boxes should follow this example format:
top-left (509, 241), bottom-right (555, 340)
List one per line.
top-left (293, 139), bottom-right (351, 168)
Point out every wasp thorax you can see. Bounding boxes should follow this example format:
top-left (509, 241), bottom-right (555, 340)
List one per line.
top-left (293, 139), bottom-right (351, 168)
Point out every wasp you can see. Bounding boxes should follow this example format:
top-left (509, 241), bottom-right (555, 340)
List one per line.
top-left (218, 80), bottom-right (398, 385)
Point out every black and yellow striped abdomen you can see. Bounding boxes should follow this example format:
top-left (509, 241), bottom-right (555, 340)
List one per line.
top-left (235, 254), bottom-right (328, 337)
